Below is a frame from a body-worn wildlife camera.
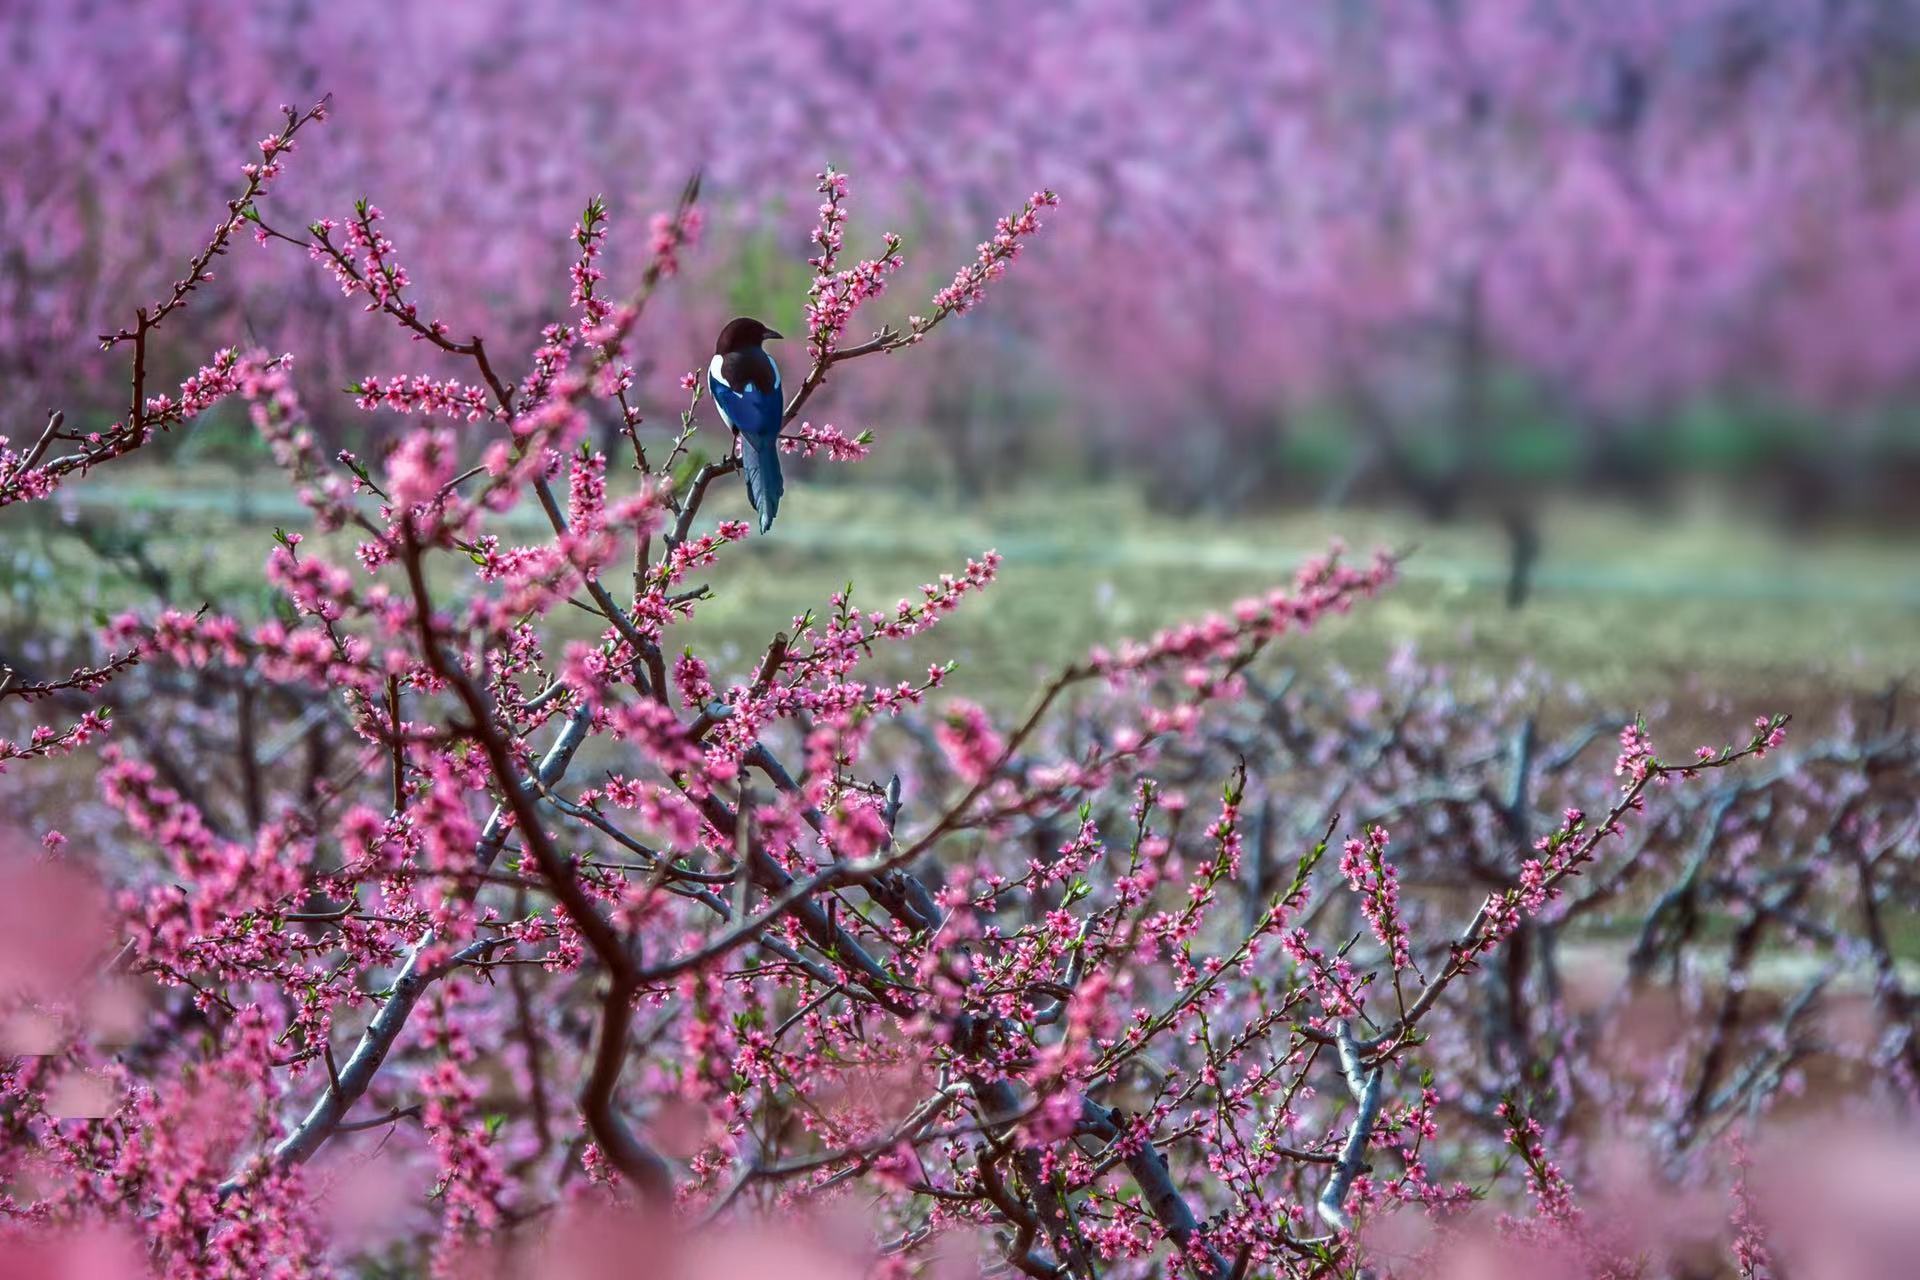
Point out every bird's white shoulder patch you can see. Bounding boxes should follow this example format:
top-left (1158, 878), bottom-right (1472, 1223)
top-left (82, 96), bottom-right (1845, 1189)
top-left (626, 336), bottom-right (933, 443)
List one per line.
top-left (707, 353), bottom-right (730, 389)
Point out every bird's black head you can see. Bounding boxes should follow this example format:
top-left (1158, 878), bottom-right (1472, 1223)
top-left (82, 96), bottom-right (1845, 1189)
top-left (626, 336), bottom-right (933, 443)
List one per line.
top-left (715, 316), bottom-right (783, 354)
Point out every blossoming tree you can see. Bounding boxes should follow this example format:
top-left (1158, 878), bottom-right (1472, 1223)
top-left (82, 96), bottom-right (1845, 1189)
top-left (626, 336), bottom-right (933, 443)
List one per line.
top-left (1, 99), bottom-right (1912, 1280)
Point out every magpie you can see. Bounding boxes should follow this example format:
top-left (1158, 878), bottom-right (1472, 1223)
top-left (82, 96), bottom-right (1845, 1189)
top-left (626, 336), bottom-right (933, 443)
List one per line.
top-left (707, 316), bottom-right (785, 533)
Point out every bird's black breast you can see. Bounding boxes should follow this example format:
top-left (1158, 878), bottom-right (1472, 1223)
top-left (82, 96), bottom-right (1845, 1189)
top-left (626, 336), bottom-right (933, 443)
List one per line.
top-left (720, 347), bottom-right (778, 395)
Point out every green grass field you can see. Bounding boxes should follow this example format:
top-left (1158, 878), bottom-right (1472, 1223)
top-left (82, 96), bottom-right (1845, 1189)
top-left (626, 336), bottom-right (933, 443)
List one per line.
top-left (9, 467), bottom-right (1918, 724)
top-left (9, 467), bottom-right (1920, 975)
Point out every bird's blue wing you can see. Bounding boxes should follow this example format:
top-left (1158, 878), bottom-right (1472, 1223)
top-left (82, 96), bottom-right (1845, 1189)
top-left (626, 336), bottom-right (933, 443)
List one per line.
top-left (708, 354), bottom-right (786, 531)
top-left (707, 357), bottom-right (783, 443)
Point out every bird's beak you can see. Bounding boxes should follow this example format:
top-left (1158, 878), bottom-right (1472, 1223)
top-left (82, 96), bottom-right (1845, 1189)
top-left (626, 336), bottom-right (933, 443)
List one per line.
top-left (763, 328), bottom-right (784, 340)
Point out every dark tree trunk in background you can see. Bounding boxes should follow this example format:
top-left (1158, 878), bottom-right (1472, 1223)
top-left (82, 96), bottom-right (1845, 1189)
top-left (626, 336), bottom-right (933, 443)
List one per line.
top-left (1501, 505), bottom-right (1540, 610)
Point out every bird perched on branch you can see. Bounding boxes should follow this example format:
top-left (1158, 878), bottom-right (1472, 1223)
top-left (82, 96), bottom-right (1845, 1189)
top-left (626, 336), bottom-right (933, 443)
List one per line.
top-left (707, 316), bottom-right (785, 533)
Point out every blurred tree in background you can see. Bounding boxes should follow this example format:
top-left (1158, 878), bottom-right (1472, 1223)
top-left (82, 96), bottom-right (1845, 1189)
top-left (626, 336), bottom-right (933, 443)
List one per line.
top-left (7, 0), bottom-right (1920, 535)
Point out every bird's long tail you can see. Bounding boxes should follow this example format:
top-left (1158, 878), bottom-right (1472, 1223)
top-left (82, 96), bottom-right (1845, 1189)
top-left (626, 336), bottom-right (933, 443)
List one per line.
top-left (738, 431), bottom-right (784, 533)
